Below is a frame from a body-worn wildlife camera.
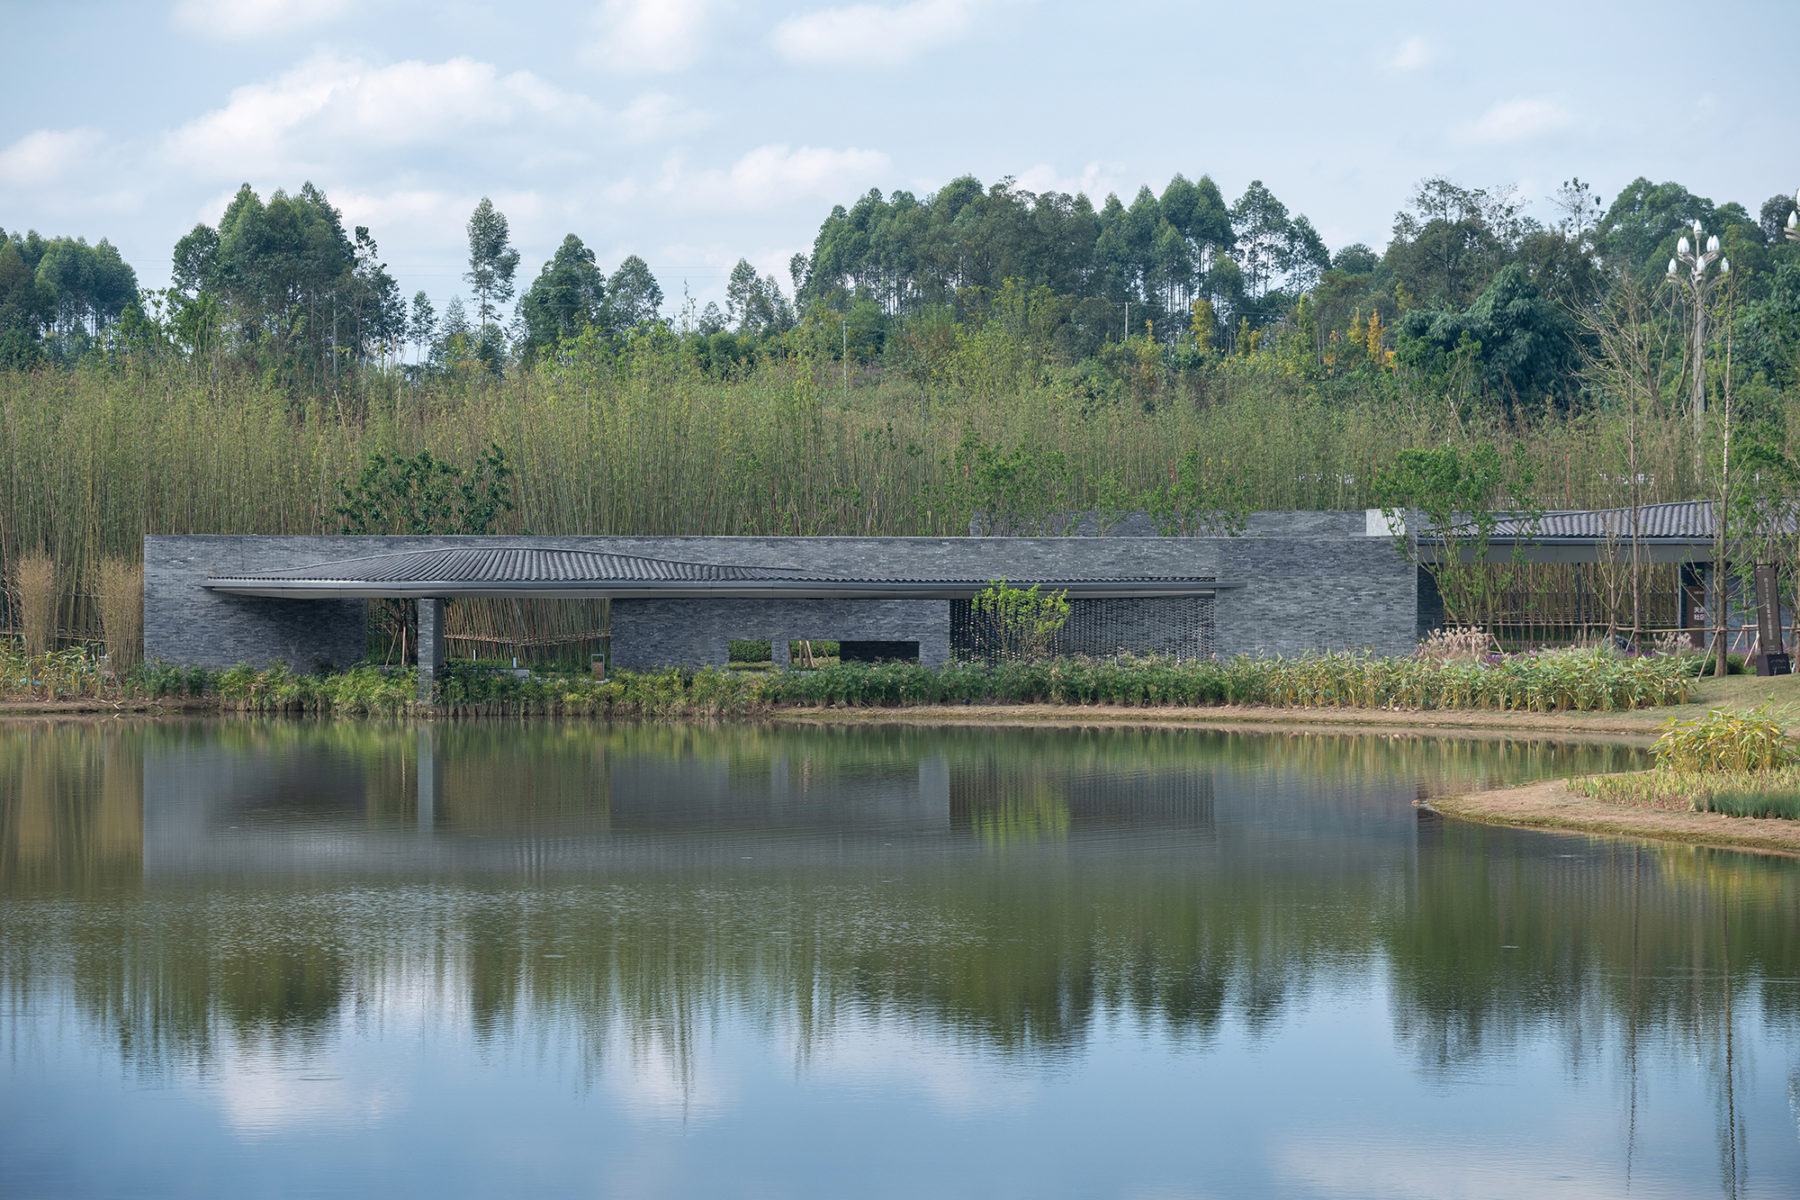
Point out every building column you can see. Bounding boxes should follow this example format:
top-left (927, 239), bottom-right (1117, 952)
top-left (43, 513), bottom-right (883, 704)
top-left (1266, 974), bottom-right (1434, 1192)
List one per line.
top-left (418, 598), bottom-right (445, 702)
top-left (771, 634), bottom-right (790, 670)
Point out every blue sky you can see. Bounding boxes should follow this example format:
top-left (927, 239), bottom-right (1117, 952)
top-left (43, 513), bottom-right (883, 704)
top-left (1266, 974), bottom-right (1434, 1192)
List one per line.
top-left (0, 0), bottom-right (1792, 314)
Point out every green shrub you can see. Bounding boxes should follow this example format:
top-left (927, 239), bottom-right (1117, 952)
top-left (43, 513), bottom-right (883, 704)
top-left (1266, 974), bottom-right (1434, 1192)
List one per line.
top-left (1653, 705), bottom-right (1797, 773)
top-left (728, 639), bottom-right (771, 663)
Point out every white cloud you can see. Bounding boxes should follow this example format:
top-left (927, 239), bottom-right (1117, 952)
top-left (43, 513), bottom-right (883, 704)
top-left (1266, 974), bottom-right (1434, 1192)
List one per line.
top-left (668, 143), bottom-right (892, 210)
top-left (773, 0), bottom-right (996, 67)
top-left (1384, 35), bottom-right (1431, 71)
top-left (0, 127), bottom-right (105, 188)
top-left (585, 0), bottom-right (723, 74)
top-left (163, 54), bottom-right (606, 177)
top-left (171, 0), bottom-right (357, 40)
top-left (1013, 161), bottom-right (1125, 202)
top-left (617, 92), bottom-right (712, 143)
top-left (1458, 98), bottom-right (1571, 145)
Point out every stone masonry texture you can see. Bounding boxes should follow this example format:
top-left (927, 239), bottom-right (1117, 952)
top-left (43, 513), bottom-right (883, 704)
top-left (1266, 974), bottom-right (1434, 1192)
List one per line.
top-left (145, 520), bottom-right (1416, 671)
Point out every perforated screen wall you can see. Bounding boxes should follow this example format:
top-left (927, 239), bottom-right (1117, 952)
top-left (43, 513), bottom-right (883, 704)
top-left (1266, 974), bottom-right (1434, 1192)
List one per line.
top-left (950, 595), bottom-right (1216, 663)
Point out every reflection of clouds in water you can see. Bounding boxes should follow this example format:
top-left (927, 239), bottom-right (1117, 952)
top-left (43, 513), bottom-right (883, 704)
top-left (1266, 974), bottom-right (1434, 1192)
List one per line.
top-left (1791, 1070), bottom-right (1800, 1146)
top-left (211, 1032), bottom-right (404, 1137)
top-left (602, 1026), bottom-right (736, 1123)
top-left (1277, 1135), bottom-right (1692, 1200)
top-left (804, 1016), bottom-right (1039, 1116)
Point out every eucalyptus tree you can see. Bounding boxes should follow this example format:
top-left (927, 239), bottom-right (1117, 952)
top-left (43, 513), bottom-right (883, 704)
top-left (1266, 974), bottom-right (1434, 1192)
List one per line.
top-left (607, 254), bottom-right (664, 328)
top-left (465, 197), bottom-right (520, 330)
top-left (518, 233), bottom-right (606, 357)
top-left (168, 182), bottom-right (374, 386)
top-left (407, 292), bottom-right (436, 364)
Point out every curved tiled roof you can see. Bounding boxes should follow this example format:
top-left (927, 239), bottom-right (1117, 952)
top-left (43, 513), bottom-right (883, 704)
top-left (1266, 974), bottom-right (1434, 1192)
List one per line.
top-left (1488, 500), bottom-right (1719, 541)
top-left (205, 545), bottom-right (1227, 599)
top-left (228, 547), bottom-right (814, 585)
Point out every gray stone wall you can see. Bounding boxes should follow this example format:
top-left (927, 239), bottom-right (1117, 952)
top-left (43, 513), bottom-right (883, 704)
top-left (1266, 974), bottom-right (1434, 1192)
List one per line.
top-left (145, 536), bottom-right (366, 671)
top-left (145, 525), bottom-right (1418, 670)
top-left (1214, 534), bottom-right (1416, 658)
top-left (612, 598), bottom-right (950, 670)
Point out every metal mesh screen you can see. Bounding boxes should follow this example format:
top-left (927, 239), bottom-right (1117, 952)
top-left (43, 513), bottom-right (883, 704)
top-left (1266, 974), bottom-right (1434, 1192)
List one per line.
top-left (950, 595), bottom-right (1215, 663)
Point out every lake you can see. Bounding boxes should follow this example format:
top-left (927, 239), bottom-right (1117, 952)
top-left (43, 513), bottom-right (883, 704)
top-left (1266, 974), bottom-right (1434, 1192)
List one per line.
top-left (2, 720), bottom-right (1797, 1198)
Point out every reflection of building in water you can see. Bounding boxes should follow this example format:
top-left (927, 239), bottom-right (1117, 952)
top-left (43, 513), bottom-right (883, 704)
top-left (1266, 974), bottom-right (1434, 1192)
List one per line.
top-left (131, 725), bottom-right (1242, 878)
top-left (949, 762), bottom-right (1216, 841)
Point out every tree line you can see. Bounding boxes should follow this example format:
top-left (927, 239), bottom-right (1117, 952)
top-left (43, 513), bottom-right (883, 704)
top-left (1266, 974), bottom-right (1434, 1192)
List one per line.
top-left (2, 170), bottom-right (1797, 416)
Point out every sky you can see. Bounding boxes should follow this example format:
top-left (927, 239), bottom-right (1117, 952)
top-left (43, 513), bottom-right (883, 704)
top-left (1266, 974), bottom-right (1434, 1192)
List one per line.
top-left (0, 0), bottom-right (1794, 316)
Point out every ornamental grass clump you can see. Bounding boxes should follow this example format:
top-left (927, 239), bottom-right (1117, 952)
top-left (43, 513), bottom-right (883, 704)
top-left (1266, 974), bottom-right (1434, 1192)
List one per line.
top-left (13, 550), bottom-right (57, 657)
top-left (97, 557), bottom-right (143, 674)
top-left (1652, 706), bottom-right (1797, 773)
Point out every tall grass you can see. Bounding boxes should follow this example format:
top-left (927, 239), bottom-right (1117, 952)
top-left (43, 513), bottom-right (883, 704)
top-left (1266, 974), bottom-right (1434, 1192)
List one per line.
top-left (13, 551), bottom-right (56, 656)
top-left (96, 557), bottom-right (142, 673)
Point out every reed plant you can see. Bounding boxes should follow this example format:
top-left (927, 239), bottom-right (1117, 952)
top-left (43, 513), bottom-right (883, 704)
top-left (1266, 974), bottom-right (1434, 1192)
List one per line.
top-left (1651, 705), bottom-right (1797, 773)
top-left (96, 557), bottom-right (143, 674)
top-left (1575, 765), bottom-right (1800, 814)
top-left (13, 551), bottom-right (56, 656)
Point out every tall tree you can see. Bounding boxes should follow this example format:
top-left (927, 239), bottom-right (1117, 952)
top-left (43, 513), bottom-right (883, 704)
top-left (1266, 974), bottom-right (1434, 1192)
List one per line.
top-left (519, 234), bottom-right (607, 355)
top-left (408, 291), bottom-right (436, 363)
top-left (465, 198), bottom-right (520, 329)
top-left (607, 254), bottom-right (664, 328)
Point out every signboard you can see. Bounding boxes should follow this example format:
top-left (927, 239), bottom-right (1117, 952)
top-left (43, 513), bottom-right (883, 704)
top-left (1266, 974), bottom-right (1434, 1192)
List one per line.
top-left (1753, 564), bottom-right (1790, 676)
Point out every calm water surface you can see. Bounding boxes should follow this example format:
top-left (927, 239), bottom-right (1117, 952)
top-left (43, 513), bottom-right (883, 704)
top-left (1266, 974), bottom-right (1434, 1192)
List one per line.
top-left (2, 720), bottom-right (1797, 1199)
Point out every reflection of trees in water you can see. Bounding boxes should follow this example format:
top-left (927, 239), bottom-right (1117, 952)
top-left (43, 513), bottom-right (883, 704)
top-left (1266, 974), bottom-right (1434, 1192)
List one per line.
top-left (0, 723), bottom-right (142, 891)
top-left (0, 717), bottom-right (1788, 1154)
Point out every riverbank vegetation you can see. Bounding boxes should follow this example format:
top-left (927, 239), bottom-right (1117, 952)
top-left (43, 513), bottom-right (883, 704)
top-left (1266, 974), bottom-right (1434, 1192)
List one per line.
top-left (1572, 704), bottom-right (1800, 817)
top-left (1, 640), bottom-right (1698, 718)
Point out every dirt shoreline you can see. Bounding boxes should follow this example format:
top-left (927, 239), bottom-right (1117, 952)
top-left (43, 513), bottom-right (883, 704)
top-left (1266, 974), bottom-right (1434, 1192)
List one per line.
top-left (768, 702), bottom-right (1665, 739)
top-left (1425, 778), bottom-right (1800, 857)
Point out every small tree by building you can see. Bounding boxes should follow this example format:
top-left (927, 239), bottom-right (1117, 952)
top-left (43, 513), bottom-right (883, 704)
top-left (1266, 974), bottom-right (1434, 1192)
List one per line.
top-left (970, 579), bottom-right (1070, 661)
top-left (1373, 444), bottom-right (1540, 631)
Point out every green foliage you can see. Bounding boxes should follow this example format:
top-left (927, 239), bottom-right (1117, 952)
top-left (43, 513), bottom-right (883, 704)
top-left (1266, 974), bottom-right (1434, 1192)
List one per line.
top-left (1577, 763), bottom-right (1800, 814)
top-left (1373, 443), bottom-right (1539, 628)
top-left (1393, 263), bottom-right (1579, 408)
top-left (1144, 447), bottom-right (1250, 536)
top-left (1652, 705), bottom-right (1798, 773)
top-left (335, 443), bottom-right (515, 535)
top-left (969, 580), bottom-right (1071, 661)
top-left (949, 431), bottom-right (1078, 534)
top-left (167, 183), bottom-right (401, 386)
top-left (518, 233), bottom-right (607, 358)
top-left (1698, 788), bottom-right (1800, 819)
top-left (465, 197), bottom-right (520, 330)
top-left (762, 647), bottom-right (1690, 713)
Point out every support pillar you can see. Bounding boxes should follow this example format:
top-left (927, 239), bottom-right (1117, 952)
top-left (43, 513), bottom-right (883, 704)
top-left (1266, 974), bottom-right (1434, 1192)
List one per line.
top-left (771, 635), bottom-right (790, 670)
top-left (418, 598), bottom-right (445, 702)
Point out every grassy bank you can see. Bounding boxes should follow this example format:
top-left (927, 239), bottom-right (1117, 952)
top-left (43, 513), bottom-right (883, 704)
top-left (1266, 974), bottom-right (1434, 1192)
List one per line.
top-left (1429, 694), bottom-right (1800, 855)
top-left (1, 642), bottom-right (1702, 720)
top-left (1427, 780), bottom-right (1800, 856)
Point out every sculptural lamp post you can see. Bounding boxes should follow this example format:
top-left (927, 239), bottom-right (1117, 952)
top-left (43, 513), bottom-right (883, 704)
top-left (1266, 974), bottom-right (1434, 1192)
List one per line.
top-left (1667, 219), bottom-right (1729, 442)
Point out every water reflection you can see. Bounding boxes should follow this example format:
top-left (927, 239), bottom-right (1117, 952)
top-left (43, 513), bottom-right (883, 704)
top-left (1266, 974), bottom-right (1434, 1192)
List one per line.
top-left (2, 721), bottom-right (1796, 1198)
